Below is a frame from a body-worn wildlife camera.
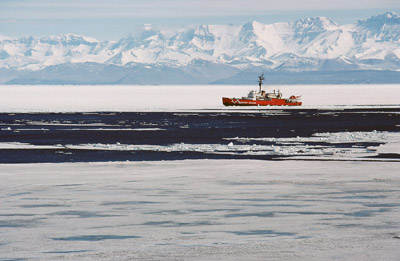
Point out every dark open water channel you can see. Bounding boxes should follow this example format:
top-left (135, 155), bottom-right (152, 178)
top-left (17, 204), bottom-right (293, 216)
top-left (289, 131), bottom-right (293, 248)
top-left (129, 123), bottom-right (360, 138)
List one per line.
top-left (0, 108), bottom-right (399, 163)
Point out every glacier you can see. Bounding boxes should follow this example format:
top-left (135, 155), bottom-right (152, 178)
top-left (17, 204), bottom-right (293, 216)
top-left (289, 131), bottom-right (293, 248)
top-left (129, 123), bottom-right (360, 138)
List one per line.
top-left (1, 12), bottom-right (400, 84)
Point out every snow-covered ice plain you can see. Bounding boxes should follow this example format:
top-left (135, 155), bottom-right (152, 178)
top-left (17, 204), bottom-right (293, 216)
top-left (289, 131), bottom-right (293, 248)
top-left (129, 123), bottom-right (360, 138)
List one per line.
top-left (1, 161), bottom-right (400, 260)
top-left (0, 84), bottom-right (399, 112)
top-left (0, 84), bottom-right (400, 260)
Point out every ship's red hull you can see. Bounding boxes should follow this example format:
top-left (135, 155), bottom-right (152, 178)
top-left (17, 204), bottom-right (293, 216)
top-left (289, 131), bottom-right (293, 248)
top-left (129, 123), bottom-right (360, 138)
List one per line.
top-left (222, 97), bottom-right (302, 106)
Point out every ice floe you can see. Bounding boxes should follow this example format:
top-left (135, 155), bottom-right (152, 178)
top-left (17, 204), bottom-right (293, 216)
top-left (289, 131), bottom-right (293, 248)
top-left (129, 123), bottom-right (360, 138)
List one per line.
top-left (1, 131), bottom-right (398, 160)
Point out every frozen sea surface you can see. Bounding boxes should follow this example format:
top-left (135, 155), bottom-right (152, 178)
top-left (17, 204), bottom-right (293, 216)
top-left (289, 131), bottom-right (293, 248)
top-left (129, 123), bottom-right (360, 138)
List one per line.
top-left (1, 160), bottom-right (400, 260)
top-left (0, 84), bottom-right (399, 112)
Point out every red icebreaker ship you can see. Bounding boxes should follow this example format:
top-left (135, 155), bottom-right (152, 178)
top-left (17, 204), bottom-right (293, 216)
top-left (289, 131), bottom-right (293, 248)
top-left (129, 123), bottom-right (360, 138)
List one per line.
top-left (222, 74), bottom-right (302, 106)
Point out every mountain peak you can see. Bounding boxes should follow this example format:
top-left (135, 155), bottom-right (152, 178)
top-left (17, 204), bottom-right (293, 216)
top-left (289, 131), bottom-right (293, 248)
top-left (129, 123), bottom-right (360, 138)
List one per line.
top-left (356, 12), bottom-right (400, 41)
top-left (46, 33), bottom-right (99, 44)
top-left (242, 21), bottom-right (256, 30)
top-left (144, 24), bottom-right (154, 31)
top-left (384, 12), bottom-right (395, 19)
top-left (125, 25), bottom-right (165, 43)
top-left (358, 12), bottom-right (400, 25)
top-left (240, 21), bottom-right (269, 37)
top-left (291, 16), bottom-right (338, 44)
top-left (378, 11), bottom-right (399, 20)
top-left (293, 16), bottom-right (338, 31)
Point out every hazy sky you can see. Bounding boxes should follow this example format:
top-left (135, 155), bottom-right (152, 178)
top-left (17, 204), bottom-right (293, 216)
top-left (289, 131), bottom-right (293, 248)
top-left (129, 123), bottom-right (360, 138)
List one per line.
top-left (1, 0), bottom-right (400, 40)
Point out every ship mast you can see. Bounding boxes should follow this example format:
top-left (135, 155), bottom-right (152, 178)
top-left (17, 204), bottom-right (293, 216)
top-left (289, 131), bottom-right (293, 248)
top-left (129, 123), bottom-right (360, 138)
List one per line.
top-left (258, 73), bottom-right (264, 93)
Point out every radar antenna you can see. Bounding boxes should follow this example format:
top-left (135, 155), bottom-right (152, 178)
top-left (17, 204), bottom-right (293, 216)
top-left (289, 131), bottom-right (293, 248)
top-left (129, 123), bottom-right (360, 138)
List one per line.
top-left (258, 73), bottom-right (264, 93)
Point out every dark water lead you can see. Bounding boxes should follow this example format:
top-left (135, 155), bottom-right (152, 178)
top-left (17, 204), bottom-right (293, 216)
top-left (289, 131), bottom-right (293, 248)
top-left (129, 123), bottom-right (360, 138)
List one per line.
top-left (344, 208), bottom-right (391, 217)
top-left (51, 235), bottom-right (140, 241)
top-left (0, 218), bottom-right (41, 228)
top-left (44, 250), bottom-right (91, 254)
top-left (0, 257), bottom-right (30, 261)
top-left (230, 230), bottom-right (296, 236)
top-left (19, 204), bottom-right (68, 208)
top-left (1, 109), bottom-right (399, 163)
top-left (49, 210), bottom-right (123, 218)
top-left (143, 220), bottom-right (218, 227)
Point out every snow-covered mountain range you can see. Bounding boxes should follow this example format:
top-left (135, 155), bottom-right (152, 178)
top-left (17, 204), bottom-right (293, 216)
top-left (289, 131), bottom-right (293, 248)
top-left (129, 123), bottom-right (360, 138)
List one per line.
top-left (1, 12), bottom-right (400, 84)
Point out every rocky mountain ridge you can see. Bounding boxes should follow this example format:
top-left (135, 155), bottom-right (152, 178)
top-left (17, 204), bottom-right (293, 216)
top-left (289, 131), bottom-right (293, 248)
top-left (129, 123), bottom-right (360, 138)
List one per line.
top-left (1, 12), bottom-right (399, 84)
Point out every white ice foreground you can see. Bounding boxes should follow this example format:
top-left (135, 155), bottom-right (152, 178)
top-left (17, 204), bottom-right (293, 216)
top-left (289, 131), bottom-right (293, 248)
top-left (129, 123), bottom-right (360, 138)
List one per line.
top-left (1, 160), bottom-right (400, 260)
top-left (0, 84), bottom-right (399, 112)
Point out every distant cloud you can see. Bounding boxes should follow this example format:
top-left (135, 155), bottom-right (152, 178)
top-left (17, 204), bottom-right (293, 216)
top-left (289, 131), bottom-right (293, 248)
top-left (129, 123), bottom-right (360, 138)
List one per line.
top-left (2, 0), bottom-right (400, 40)
top-left (2, 0), bottom-right (400, 19)
top-left (0, 19), bottom-right (18, 24)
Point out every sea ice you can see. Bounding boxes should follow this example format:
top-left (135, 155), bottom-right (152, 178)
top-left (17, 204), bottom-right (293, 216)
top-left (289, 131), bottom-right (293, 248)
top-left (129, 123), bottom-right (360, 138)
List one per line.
top-left (0, 84), bottom-right (399, 112)
top-left (1, 160), bottom-right (399, 260)
top-left (0, 130), bottom-right (398, 160)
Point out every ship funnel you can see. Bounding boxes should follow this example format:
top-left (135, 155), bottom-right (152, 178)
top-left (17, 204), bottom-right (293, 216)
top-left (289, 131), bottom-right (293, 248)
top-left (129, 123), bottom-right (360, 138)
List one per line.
top-left (258, 73), bottom-right (264, 93)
